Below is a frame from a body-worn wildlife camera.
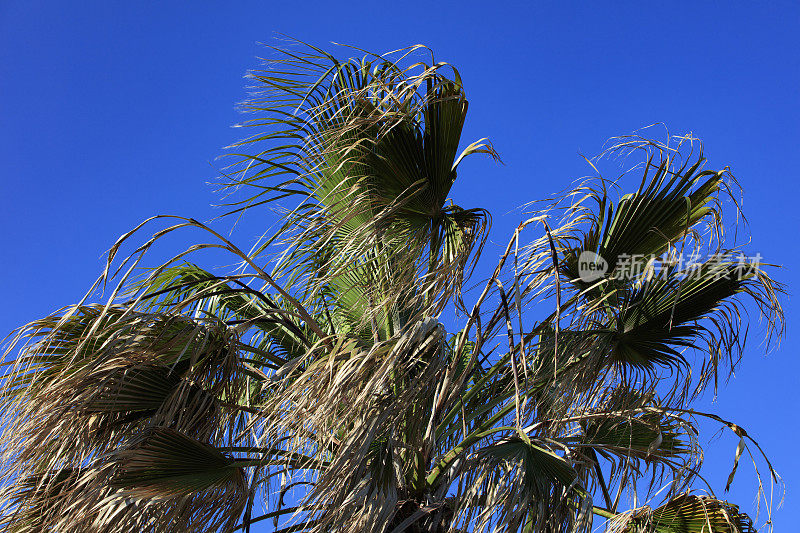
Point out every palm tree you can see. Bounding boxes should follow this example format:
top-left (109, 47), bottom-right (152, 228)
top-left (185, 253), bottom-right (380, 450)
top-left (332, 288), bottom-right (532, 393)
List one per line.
top-left (0, 41), bottom-right (784, 533)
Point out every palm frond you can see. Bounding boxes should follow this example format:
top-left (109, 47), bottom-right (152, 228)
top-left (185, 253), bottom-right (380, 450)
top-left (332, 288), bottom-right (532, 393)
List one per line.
top-left (609, 494), bottom-right (755, 533)
top-left (453, 436), bottom-right (591, 533)
top-left (113, 427), bottom-right (247, 498)
top-left (225, 40), bottom-right (495, 323)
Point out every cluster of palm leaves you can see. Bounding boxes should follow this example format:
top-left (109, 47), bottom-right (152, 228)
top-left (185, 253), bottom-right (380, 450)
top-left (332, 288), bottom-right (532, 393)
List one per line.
top-left (0, 41), bottom-right (785, 532)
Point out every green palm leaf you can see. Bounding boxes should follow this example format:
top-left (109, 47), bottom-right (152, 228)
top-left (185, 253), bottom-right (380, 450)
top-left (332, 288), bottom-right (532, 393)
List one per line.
top-left (113, 427), bottom-right (246, 497)
top-left (614, 494), bottom-right (754, 533)
top-left (607, 258), bottom-right (769, 373)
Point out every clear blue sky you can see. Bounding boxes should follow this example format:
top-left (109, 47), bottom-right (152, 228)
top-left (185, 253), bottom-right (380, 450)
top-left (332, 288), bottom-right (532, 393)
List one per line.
top-left (1, 1), bottom-right (798, 530)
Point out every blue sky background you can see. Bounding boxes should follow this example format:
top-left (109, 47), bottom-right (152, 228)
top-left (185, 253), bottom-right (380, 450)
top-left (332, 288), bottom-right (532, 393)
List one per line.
top-left (1, 1), bottom-right (798, 530)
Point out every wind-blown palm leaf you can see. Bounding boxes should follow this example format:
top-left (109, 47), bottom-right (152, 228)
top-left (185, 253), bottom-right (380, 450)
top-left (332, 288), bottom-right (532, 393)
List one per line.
top-left (453, 436), bottom-right (590, 533)
top-left (582, 414), bottom-right (689, 461)
top-left (226, 41), bottom-right (494, 324)
top-left (609, 494), bottom-right (755, 533)
top-left (137, 262), bottom-right (306, 363)
top-left (0, 304), bottom-right (250, 532)
top-left (606, 257), bottom-right (780, 388)
top-left (1, 426), bottom-right (249, 533)
top-left (600, 164), bottom-right (722, 272)
top-left (113, 427), bottom-right (246, 498)
top-left (252, 318), bottom-right (447, 533)
top-left (560, 143), bottom-right (724, 291)
top-left (0, 468), bottom-right (89, 532)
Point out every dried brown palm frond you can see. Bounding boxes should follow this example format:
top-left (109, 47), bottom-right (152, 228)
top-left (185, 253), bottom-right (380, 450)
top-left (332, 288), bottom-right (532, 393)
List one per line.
top-left (0, 303), bottom-right (251, 531)
top-left (1, 428), bottom-right (248, 532)
top-left (250, 318), bottom-right (448, 533)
